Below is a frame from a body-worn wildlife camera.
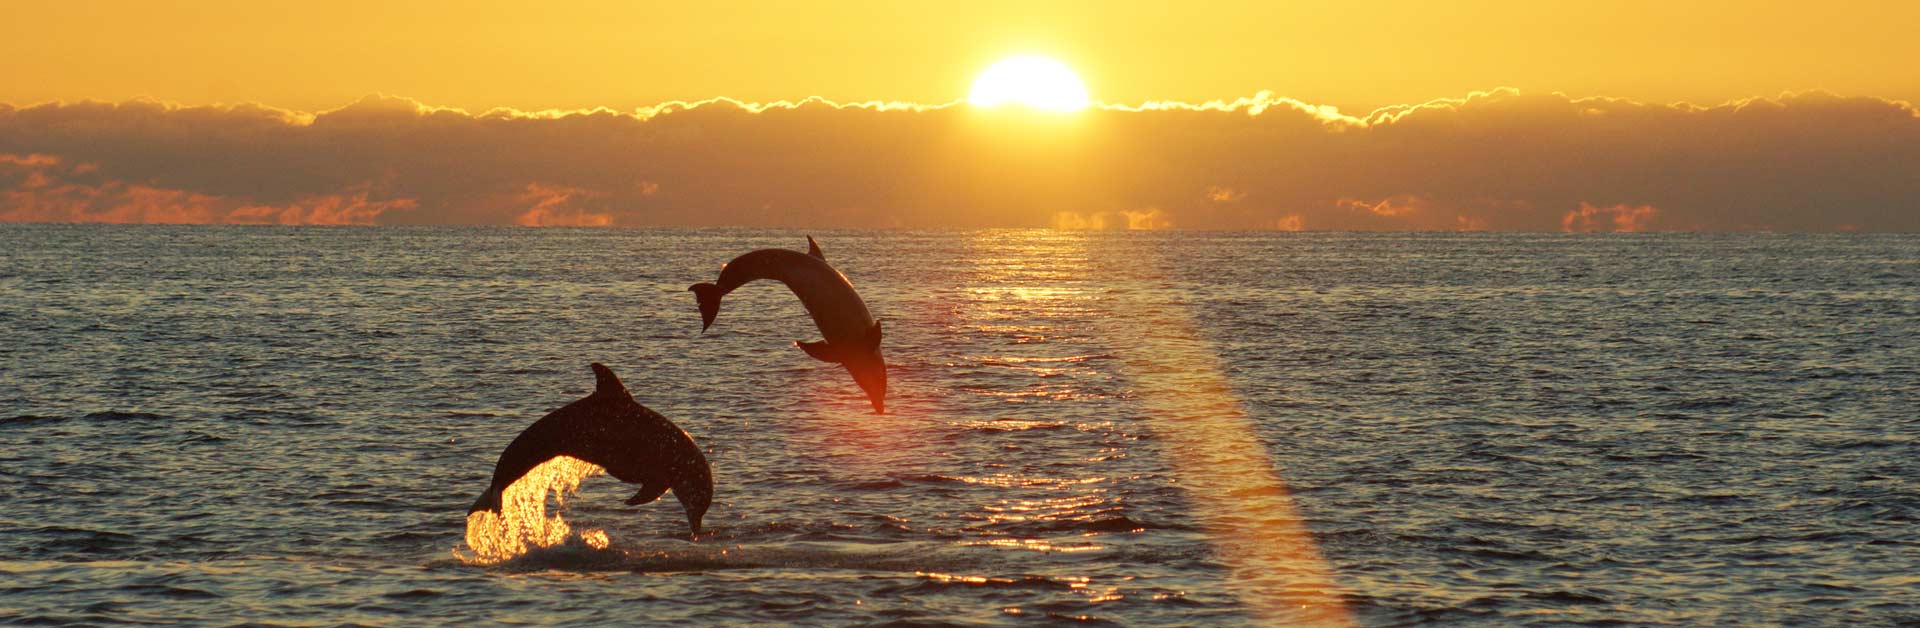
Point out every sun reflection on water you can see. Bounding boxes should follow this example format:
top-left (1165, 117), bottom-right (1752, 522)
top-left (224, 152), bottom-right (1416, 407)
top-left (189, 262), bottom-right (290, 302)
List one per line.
top-left (984, 230), bottom-right (1355, 626)
top-left (457, 455), bottom-right (611, 565)
top-left (962, 537), bottom-right (1105, 553)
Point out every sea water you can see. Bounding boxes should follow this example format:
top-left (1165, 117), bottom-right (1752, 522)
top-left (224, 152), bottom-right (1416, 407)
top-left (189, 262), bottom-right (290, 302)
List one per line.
top-left (2, 226), bottom-right (1914, 626)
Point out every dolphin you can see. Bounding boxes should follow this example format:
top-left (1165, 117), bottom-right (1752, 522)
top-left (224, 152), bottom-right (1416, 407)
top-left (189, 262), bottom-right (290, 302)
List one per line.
top-left (689, 236), bottom-right (887, 414)
top-left (467, 363), bottom-right (713, 536)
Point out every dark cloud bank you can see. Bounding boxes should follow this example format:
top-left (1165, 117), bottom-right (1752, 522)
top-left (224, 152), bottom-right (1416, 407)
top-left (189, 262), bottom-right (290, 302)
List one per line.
top-left (2, 89), bottom-right (1915, 231)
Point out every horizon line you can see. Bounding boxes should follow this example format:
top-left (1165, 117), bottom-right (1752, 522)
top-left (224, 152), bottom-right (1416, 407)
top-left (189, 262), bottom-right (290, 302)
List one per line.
top-left (6, 88), bottom-right (1913, 127)
top-left (2, 222), bottom-right (1909, 235)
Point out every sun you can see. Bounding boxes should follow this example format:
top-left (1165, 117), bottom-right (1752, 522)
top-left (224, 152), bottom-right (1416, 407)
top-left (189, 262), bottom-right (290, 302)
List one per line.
top-left (968, 55), bottom-right (1091, 112)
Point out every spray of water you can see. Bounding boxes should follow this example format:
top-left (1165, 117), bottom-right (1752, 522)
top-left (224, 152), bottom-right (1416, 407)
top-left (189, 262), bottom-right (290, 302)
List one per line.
top-left (457, 456), bottom-right (612, 564)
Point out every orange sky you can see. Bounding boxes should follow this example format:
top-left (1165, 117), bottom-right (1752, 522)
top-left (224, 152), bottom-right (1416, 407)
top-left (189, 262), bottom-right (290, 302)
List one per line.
top-left (4, 2), bottom-right (1918, 231)
top-left (4, 1), bottom-right (1917, 112)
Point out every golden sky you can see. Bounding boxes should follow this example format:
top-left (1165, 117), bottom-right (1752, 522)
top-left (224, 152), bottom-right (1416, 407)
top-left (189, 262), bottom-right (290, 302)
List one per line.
top-left (4, 1), bottom-right (1918, 112)
top-left (3, 2), bottom-right (1918, 231)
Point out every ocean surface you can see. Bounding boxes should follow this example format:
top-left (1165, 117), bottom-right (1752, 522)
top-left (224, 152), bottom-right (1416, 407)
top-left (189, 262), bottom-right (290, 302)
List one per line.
top-left (1, 226), bottom-right (1915, 627)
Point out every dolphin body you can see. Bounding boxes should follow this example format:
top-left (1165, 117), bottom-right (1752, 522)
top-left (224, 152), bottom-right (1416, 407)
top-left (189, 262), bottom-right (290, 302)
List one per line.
top-left (689, 236), bottom-right (887, 413)
top-left (467, 363), bottom-right (713, 536)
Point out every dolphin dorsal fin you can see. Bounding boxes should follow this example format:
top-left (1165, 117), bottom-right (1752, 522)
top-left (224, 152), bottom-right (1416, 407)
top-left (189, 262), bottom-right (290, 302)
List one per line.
top-left (806, 236), bottom-right (825, 261)
top-left (589, 363), bottom-right (629, 398)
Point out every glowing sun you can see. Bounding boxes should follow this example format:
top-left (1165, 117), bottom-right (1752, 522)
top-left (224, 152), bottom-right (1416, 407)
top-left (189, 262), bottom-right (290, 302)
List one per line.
top-left (968, 55), bottom-right (1091, 112)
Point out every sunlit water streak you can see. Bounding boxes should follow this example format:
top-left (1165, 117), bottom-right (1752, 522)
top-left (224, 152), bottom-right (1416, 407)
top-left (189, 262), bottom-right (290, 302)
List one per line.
top-left (1062, 230), bottom-right (1356, 626)
top-left (1, 226), bottom-right (1914, 626)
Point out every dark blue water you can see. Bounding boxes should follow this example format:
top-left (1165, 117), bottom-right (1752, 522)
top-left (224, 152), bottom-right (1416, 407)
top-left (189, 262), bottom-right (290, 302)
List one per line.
top-left (2, 226), bottom-right (1915, 626)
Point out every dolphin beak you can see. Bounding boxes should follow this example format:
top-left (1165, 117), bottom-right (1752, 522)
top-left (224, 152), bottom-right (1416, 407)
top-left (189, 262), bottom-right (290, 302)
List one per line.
top-left (841, 354), bottom-right (888, 415)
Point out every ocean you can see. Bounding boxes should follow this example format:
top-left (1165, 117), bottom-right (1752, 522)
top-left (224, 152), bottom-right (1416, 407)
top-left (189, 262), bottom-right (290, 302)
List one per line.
top-left (2, 225), bottom-right (1915, 626)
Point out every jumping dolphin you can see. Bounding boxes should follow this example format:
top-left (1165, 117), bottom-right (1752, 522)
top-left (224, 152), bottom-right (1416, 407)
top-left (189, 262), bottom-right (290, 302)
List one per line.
top-left (468, 363), bottom-right (713, 536)
top-left (688, 236), bottom-right (887, 414)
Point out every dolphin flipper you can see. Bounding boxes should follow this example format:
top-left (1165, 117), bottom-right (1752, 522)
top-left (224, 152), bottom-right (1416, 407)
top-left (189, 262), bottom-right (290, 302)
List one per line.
top-left (796, 340), bottom-right (841, 363)
top-left (625, 481), bottom-right (668, 506)
top-left (862, 320), bottom-right (883, 352)
top-left (807, 236), bottom-right (825, 261)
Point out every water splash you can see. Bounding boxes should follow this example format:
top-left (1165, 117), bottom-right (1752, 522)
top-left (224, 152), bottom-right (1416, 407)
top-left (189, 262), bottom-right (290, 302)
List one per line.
top-left (457, 456), bottom-right (611, 564)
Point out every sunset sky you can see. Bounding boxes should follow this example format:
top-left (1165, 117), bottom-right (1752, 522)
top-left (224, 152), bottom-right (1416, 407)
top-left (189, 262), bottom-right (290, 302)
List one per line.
top-left (3, 1), bottom-right (1917, 230)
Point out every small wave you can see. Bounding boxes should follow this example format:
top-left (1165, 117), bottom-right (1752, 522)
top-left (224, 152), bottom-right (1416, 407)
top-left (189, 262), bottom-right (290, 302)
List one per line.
top-left (0, 415), bottom-right (66, 427)
top-left (870, 571), bottom-right (1088, 595)
top-left (1458, 546), bottom-right (1552, 562)
top-left (891, 474), bottom-right (1112, 490)
top-left (953, 420), bottom-right (1076, 434)
top-left (376, 530), bottom-right (446, 544)
top-left (842, 478), bottom-right (907, 491)
top-left (1834, 438), bottom-right (1909, 450)
top-left (1030, 515), bottom-right (1168, 534)
top-left (1522, 589), bottom-right (1610, 605)
top-left (1037, 613), bottom-right (1121, 625)
top-left (120, 584), bottom-right (222, 600)
top-left (180, 431), bottom-right (228, 443)
top-left (382, 589), bottom-right (444, 600)
top-left (32, 526), bottom-right (141, 557)
top-left (975, 354), bottom-right (1113, 366)
top-left (213, 389), bottom-right (290, 402)
top-left (82, 411), bottom-right (170, 421)
top-left (1664, 396), bottom-right (1743, 410)
top-left (894, 473), bottom-right (971, 485)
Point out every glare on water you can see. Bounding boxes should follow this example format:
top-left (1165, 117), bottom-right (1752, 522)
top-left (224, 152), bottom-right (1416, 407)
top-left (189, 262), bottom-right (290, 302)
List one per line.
top-left (989, 231), bottom-right (1355, 625)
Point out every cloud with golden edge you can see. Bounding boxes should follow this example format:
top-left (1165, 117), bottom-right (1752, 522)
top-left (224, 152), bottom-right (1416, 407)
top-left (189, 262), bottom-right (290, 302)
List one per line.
top-left (4, 89), bottom-right (1917, 231)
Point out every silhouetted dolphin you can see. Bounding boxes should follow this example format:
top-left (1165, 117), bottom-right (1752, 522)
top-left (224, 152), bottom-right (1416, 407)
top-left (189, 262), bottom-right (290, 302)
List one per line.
top-left (689, 236), bottom-right (887, 413)
top-left (468, 363), bottom-right (713, 535)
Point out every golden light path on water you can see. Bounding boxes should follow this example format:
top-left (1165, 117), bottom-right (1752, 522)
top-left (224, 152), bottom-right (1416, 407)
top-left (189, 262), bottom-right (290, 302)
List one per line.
top-left (458, 456), bottom-right (610, 565)
top-left (455, 232), bottom-right (1353, 623)
top-left (1020, 230), bottom-right (1355, 625)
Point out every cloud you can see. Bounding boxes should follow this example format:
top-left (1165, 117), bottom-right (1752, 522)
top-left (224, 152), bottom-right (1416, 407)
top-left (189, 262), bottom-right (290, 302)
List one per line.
top-left (1205, 186), bottom-right (1246, 203)
top-left (0, 153), bottom-right (412, 224)
top-left (1562, 202), bottom-right (1659, 233)
top-left (0, 153), bottom-right (60, 167)
top-left (1123, 208), bottom-right (1172, 230)
top-left (228, 190), bottom-right (416, 226)
top-left (1338, 194), bottom-right (1426, 218)
top-left (1052, 207), bottom-right (1172, 230)
top-left (3, 89), bottom-right (1917, 230)
top-left (1051, 211), bottom-right (1107, 230)
top-left (513, 183), bottom-right (612, 227)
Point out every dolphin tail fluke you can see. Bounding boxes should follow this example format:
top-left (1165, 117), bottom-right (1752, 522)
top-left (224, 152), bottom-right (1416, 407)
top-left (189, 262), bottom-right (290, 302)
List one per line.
top-left (796, 340), bottom-right (841, 363)
top-left (468, 486), bottom-right (503, 515)
top-left (689, 282), bottom-right (723, 332)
